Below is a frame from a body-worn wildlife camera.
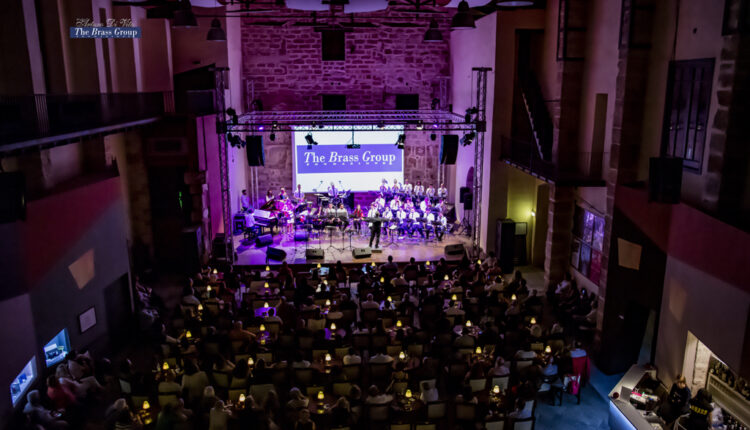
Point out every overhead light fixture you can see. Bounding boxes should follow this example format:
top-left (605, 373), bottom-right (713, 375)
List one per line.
top-left (424, 18), bottom-right (443, 42)
top-left (305, 133), bottom-right (318, 150)
top-left (172, 0), bottom-right (197, 28)
top-left (451, 1), bottom-right (475, 30)
top-left (460, 131), bottom-right (476, 146)
top-left (416, 121), bottom-right (424, 130)
top-left (206, 18), bottom-right (226, 41)
top-left (396, 134), bottom-right (406, 149)
top-left (377, 121), bottom-right (385, 129)
top-left (497, 0), bottom-right (534, 6)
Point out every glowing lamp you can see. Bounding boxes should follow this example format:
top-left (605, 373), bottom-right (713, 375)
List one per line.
top-left (396, 320), bottom-right (403, 328)
top-left (426, 261), bottom-right (431, 266)
top-left (265, 265), bottom-right (270, 271)
top-left (545, 345), bottom-right (552, 354)
top-left (399, 351), bottom-right (406, 360)
top-left (325, 299), bottom-right (331, 306)
top-left (260, 338), bottom-right (266, 345)
top-left (207, 285), bottom-right (212, 292)
top-left (493, 385), bottom-right (500, 395)
top-left (530, 317), bottom-right (537, 325)
top-left (259, 324), bottom-right (266, 332)
top-left (213, 268), bottom-right (218, 274)
top-left (380, 277), bottom-right (385, 283)
top-left (330, 322), bottom-right (337, 330)
top-left (264, 282), bottom-right (269, 288)
top-left (317, 391), bottom-right (325, 400)
top-left (264, 302), bottom-right (270, 308)
top-left (325, 353), bottom-right (332, 362)
top-left (444, 275), bottom-right (449, 281)
top-left (142, 400), bottom-right (150, 410)
top-left (466, 320), bottom-right (472, 327)
top-left (239, 394), bottom-right (246, 403)
top-left (477, 260), bottom-right (482, 265)
top-left (317, 263), bottom-right (321, 269)
top-left (162, 362), bottom-right (169, 370)
top-left (316, 285), bottom-right (322, 293)
top-left (530, 210), bottom-right (536, 217)
top-left (186, 331), bottom-right (192, 339)
top-left (248, 357), bottom-right (254, 366)
top-left (198, 304), bottom-right (204, 311)
top-left (405, 389), bottom-right (413, 399)
top-left (371, 262), bottom-right (376, 267)
top-left (451, 294), bottom-right (457, 301)
top-left (324, 280), bottom-right (328, 285)
top-left (475, 346), bottom-right (482, 354)
top-left (511, 294), bottom-right (517, 301)
top-left (387, 296), bottom-right (392, 302)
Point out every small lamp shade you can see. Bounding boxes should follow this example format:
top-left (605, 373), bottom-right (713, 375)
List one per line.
top-left (477, 259), bottom-right (482, 265)
top-left (259, 324), bottom-right (266, 332)
top-left (444, 275), bottom-right (449, 281)
top-left (317, 263), bottom-right (321, 268)
top-left (212, 268), bottom-right (218, 274)
top-left (266, 265), bottom-right (270, 271)
top-left (239, 393), bottom-right (246, 403)
top-left (142, 400), bottom-right (151, 410)
top-left (530, 317), bottom-right (537, 325)
top-left (162, 362), bottom-right (169, 370)
top-left (330, 322), bottom-right (337, 330)
top-left (198, 304), bottom-right (203, 311)
top-left (380, 277), bottom-right (385, 283)
top-left (264, 302), bottom-right (270, 308)
top-left (511, 294), bottom-right (517, 301)
top-left (248, 357), bottom-right (254, 366)
top-left (405, 389), bottom-right (413, 398)
top-left (466, 320), bottom-right (472, 327)
top-left (545, 345), bottom-right (552, 354)
top-left (426, 261), bottom-right (431, 266)
top-left (399, 351), bottom-right (406, 360)
top-left (317, 391), bottom-right (325, 400)
top-left (451, 294), bottom-right (457, 301)
top-left (207, 285), bottom-right (212, 292)
top-left (186, 331), bottom-right (192, 339)
top-left (325, 353), bottom-right (332, 362)
top-left (264, 282), bottom-right (269, 288)
top-left (325, 299), bottom-right (331, 306)
top-left (475, 346), bottom-right (482, 354)
top-left (396, 320), bottom-right (403, 328)
top-left (493, 385), bottom-right (500, 394)
top-left (371, 262), bottom-right (376, 267)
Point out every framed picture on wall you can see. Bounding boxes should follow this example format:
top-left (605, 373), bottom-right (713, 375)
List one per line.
top-left (593, 216), bottom-right (605, 251)
top-left (78, 307), bottom-right (96, 334)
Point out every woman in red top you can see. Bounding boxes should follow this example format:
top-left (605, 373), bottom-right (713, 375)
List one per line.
top-left (46, 375), bottom-right (77, 410)
top-left (352, 204), bottom-right (364, 233)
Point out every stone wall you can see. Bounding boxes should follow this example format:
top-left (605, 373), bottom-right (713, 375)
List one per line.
top-left (240, 7), bottom-right (451, 195)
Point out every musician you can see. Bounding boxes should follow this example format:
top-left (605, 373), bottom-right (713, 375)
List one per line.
top-left (396, 206), bottom-right (408, 236)
top-left (375, 193), bottom-right (386, 209)
top-left (335, 202), bottom-right (349, 231)
top-left (389, 196), bottom-right (400, 212)
top-left (278, 187), bottom-right (288, 200)
top-left (352, 204), bottom-right (365, 233)
top-left (408, 207), bottom-right (424, 238)
top-left (438, 199), bottom-right (447, 214)
top-left (392, 179), bottom-right (402, 193)
top-left (379, 179), bottom-right (389, 194)
top-left (425, 210), bottom-right (437, 239)
top-left (426, 184), bottom-right (436, 199)
top-left (240, 189), bottom-right (251, 212)
top-left (293, 184), bottom-right (305, 201)
top-left (265, 190), bottom-right (275, 203)
top-left (367, 204), bottom-right (381, 248)
top-left (436, 212), bottom-right (448, 241)
top-left (419, 196), bottom-right (430, 214)
top-left (327, 181), bottom-right (338, 197)
top-left (414, 180), bottom-right (425, 197)
top-left (322, 202), bottom-right (334, 217)
top-left (437, 183), bottom-right (448, 199)
top-left (403, 179), bottom-right (413, 195)
top-left (404, 198), bottom-right (414, 212)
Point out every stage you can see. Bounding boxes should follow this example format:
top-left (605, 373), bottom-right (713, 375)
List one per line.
top-left (233, 227), bottom-right (471, 265)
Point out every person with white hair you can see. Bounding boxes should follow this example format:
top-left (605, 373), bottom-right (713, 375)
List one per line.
top-left (23, 390), bottom-right (68, 429)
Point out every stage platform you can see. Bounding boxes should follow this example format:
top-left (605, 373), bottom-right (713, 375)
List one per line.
top-left (233, 228), bottom-right (471, 266)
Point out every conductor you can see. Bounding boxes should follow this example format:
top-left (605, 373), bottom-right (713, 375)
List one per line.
top-left (367, 204), bottom-right (381, 249)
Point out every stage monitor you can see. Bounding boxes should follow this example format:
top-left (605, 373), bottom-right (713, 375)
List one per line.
top-left (293, 127), bottom-right (404, 193)
top-left (44, 328), bottom-right (71, 367)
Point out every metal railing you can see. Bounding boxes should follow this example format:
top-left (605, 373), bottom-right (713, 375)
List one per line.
top-left (519, 74), bottom-right (554, 161)
top-left (0, 92), bottom-right (170, 145)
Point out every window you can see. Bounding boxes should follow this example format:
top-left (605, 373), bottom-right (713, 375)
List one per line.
top-left (661, 59), bottom-right (714, 172)
top-left (321, 30), bottom-right (345, 61)
top-left (10, 357), bottom-right (36, 406)
top-left (396, 94), bottom-right (419, 110)
top-left (570, 206), bottom-right (605, 284)
top-left (44, 328), bottom-right (71, 367)
top-left (322, 95), bottom-right (346, 111)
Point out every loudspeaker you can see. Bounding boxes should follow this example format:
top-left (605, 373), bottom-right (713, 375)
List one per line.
top-left (496, 219), bottom-right (516, 274)
top-left (648, 157), bottom-right (682, 203)
top-left (255, 234), bottom-right (273, 247)
top-left (352, 247), bottom-right (372, 259)
top-left (460, 187), bottom-right (473, 211)
top-left (444, 243), bottom-right (465, 256)
top-left (294, 230), bottom-right (309, 241)
top-left (212, 233), bottom-right (227, 259)
top-left (459, 187), bottom-right (470, 203)
top-left (440, 135), bottom-right (459, 165)
top-left (266, 247), bottom-right (287, 261)
top-left (180, 226), bottom-right (202, 275)
top-left (306, 248), bottom-right (324, 259)
top-left (246, 136), bottom-right (265, 166)
top-left (0, 172), bottom-right (26, 223)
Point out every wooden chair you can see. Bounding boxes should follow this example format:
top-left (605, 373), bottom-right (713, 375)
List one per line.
top-left (491, 375), bottom-right (510, 392)
top-left (529, 342), bottom-right (544, 352)
top-left (366, 404), bottom-right (390, 424)
top-left (298, 336), bottom-right (314, 350)
top-left (342, 364), bottom-right (362, 382)
top-left (212, 371), bottom-right (230, 389)
top-left (426, 401), bottom-right (446, 420)
top-left (407, 344), bottom-right (424, 357)
top-left (392, 382), bottom-right (408, 395)
top-left (334, 347), bottom-right (350, 359)
top-left (264, 321), bottom-right (281, 337)
top-left (362, 308), bottom-right (379, 326)
top-left (415, 424), bottom-right (436, 430)
top-left (390, 424), bottom-right (411, 430)
top-left (485, 419), bottom-right (505, 430)
top-left (511, 417), bottom-right (535, 430)
top-left (455, 402), bottom-right (477, 423)
top-left (515, 360), bottom-right (533, 372)
top-left (230, 376), bottom-right (248, 389)
top-left (353, 333), bottom-right (370, 351)
top-left (369, 363), bottom-right (392, 388)
top-left (469, 378), bottom-right (487, 392)
top-left (158, 392), bottom-right (179, 408)
top-left (256, 352), bottom-right (273, 362)
top-left (386, 345), bottom-right (402, 358)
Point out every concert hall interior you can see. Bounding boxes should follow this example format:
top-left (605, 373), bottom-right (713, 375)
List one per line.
top-left (2, 1), bottom-right (750, 430)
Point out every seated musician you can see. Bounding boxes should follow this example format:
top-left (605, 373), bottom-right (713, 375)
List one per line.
top-left (404, 198), bottom-right (414, 212)
top-left (375, 193), bottom-right (386, 209)
top-left (414, 181), bottom-right (425, 197)
top-left (436, 212), bottom-right (448, 241)
top-left (379, 179), bottom-right (389, 194)
top-left (278, 187), bottom-right (288, 200)
top-left (389, 196), bottom-right (401, 212)
top-left (352, 204), bottom-right (364, 233)
top-left (392, 179), bottom-right (402, 193)
top-left (408, 207), bottom-right (424, 238)
top-left (425, 184), bottom-right (436, 200)
top-left (265, 190), bottom-right (275, 203)
top-left (396, 207), bottom-right (408, 236)
top-left (335, 203), bottom-right (349, 231)
top-left (438, 199), bottom-right (447, 214)
top-left (403, 179), bottom-right (413, 195)
top-left (327, 181), bottom-right (338, 197)
top-left (419, 196), bottom-right (430, 214)
top-left (425, 210), bottom-right (437, 239)
top-left (437, 183), bottom-right (448, 200)
top-left (293, 184), bottom-right (305, 202)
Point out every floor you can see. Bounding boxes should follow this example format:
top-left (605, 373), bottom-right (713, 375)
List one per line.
top-left (535, 384), bottom-right (611, 430)
top-left (233, 225), bottom-right (472, 265)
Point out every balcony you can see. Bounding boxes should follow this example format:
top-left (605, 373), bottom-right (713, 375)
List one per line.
top-left (0, 92), bottom-right (174, 151)
top-left (500, 137), bottom-right (606, 187)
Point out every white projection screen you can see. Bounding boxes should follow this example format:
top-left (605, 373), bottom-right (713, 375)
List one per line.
top-left (293, 128), bottom-right (404, 192)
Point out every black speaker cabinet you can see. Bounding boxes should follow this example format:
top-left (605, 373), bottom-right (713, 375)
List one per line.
top-left (266, 247), bottom-right (287, 261)
top-left (440, 135), bottom-right (459, 165)
top-left (212, 233), bottom-right (227, 259)
top-left (306, 248), bottom-right (325, 259)
top-left (180, 226), bottom-right (202, 275)
top-left (246, 135), bottom-right (265, 166)
top-left (496, 219), bottom-right (516, 274)
top-left (0, 172), bottom-right (26, 223)
top-left (352, 247), bottom-right (372, 259)
top-left (459, 187), bottom-right (470, 203)
top-left (444, 243), bottom-right (465, 256)
top-left (648, 157), bottom-right (682, 203)
top-left (255, 233), bottom-right (273, 247)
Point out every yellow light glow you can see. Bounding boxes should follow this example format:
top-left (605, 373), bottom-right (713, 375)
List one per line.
top-left (213, 268), bottom-right (218, 274)
top-left (207, 285), bottom-right (212, 292)
top-left (264, 282), bottom-right (269, 288)
top-left (444, 275), bottom-right (449, 281)
top-left (530, 210), bottom-right (536, 217)
top-left (198, 304), bottom-right (203, 311)
top-left (530, 317), bottom-right (537, 325)
top-left (248, 357), bottom-right (254, 366)
top-left (317, 391), bottom-right (325, 400)
top-left (325, 299), bottom-right (331, 306)
top-left (325, 353), bottom-right (332, 362)
top-left (324, 280), bottom-right (328, 285)
top-left (265, 265), bottom-right (270, 271)
top-left (317, 263), bottom-right (321, 269)
top-left (264, 302), bottom-right (270, 308)
top-left (493, 385), bottom-right (500, 395)
top-left (396, 320), bottom-right (402, 328)
top-left (260, 338), bottom-right (266, 345)
top-left (380, 277), bottom-right (384, 283)
top-left (545, 345), bottom-right (552, 354)
top-left (511, 294), bottom-right (517, 301)
top-left (239, 394), bottom-right (246, 403)
top-left (475, 346), bottom-right (482, 354)
top-left (399, 351), bottom-right (406, 360)
top-left (405, 389), bottom-right (412, 399)
top-left (186, 331), bottom-right (192, 339)
top-left (477, 260), bottom-right (482, 265)
top-left (259, 324), bottom-right (266, 332)
top-left (330, 323), bottom-right (336, 330)
top-left (387, 296), bottom-right (392, 302)
top-left (371, 262), bottom-right (376, 267)
top-left (451, 294), bottom-right (457, 301)
top-left (162, 362), bottom-right (169, 370)
top-left (426, 261), bottom-right (431, 266)
top-left (466, 320), bottom-right (472, 327)
top-left (142, 401), bottom-right (150, 410)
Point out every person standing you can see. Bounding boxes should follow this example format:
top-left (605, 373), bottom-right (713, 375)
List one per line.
top-left (293, 184), bottom-right (305, 201)
top-left (659, 375), bottom-right (691, 425)
top-left (367, 204), bottom-right (381, 248)
top-left (437, 183), bottom-right (448, 200)
top-left (240, 189), bottom-right (251, 212)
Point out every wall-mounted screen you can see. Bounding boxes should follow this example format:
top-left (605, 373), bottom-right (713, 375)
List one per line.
top-left (10, 357), bottom-right (36, 406)
top-left (292, 127), bottom-right (404, 193)
top-left (44, 328), bottom-right (71, 367)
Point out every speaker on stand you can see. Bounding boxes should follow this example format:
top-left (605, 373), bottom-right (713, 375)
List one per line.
top-left (457, 187), bottom-right (472, 235)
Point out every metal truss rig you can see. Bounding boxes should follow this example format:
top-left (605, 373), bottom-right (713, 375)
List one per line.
top-left (227, 110), bottom-right (475, 132)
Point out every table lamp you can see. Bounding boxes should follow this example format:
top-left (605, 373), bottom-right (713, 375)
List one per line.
top-left (399, 351), bottom-right (406, 360)
top-left (324, 280), bottom-right (328, 285)
top-left (396, 320), bottom-right (403, 328)
top-left (371, 262), bottom-right (376, 267)
top-left (530, 317), bottom-right (537, 325)
top-left (259, 324), bottom-right (266, 332)
top-left (264, 302), bottom-right (270, 308)
top-left (239, 393), bottom-right (246, 404)
top-left (264, 282), bottom-right (269, 288)
top-left (493, 385), bottom-right (500, 395)
top-left (465, 320), bottom-right (472, 327)
top-left (475, 346), bottom-right (482, 354)
top-left (248, 357), bottom-right (254, 366)
top-left (325, 353), bottom-right (332, 362)
top-left (477, 259), bottom-right (481, 265)
top-left (444, 275), bottom-right (449, 281)
top-left (317, 391), bottom-right (325, 400)
top-left (330, 322), bottom-right (337, 330)
top-left (198, 304), bottom-right (203, 312)
top-left (426, 261), bottom-right (431, 266)
top-left (325, 299), bottom-right (331, 306)
top-left (511, 294), bottom-right (517, 301)
top-left (451, 294), bottom-right (457, 301)
top-left (387, 296), bottom-right (392, 302)
top-left (207, 285), bottom-right (212, 292)
top-left (186, 331), bottom-right (192, 339)
top-left (162, 362), bottom-right (169, 370)
top-left (380, 277), bottom-right (385, 283)
top-left (265, 265), bottom-right (270, 271)
top-left (213, 268), bottom-right (218, 274)
top-left (545, 345), bottom-right (552, 354)
top-left (317, 263), bottom-right (321, 269)
top-left (405, 389), bottom-right (412, 399)
top-left (142, 400), bottom-right (150, 410)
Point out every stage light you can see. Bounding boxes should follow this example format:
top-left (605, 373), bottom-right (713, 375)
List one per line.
top-left (272, 121), bottom-right (278, 129)
top-left (416, 121), bottom-right (424, 130)
top-left (173, 0), bottom-right (197, 28)
top-left (530, 210), bottom-right (536, 217)
top-left (451, 1), bottom-right (475, 30)
top-left (424, 18), bottom-right (443, 43)
top-left (430, 133), bottom-right (437, 141)
top-left (377, 121), bottom-right (385, 129)
top-left (270, 133), bottom-right (276, 141)
top-left (226, 108), bottom-right (238, 124)
top-left (258, 126), bottom-right (264, 131)
top-left (305, 133), bottom-right (318, 146)
top-left (206, 18), bottom-right (226, 41)
top-left (395, 134), bottom-right (406, 149)
top-left (460, 131), bottom-right (476, 146)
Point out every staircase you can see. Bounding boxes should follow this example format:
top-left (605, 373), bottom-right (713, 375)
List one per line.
top-left (519, 74), bottom-right (553, 161)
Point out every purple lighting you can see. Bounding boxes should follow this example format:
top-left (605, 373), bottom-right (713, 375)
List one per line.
top-left (258, 126), bottom-right (264, 131)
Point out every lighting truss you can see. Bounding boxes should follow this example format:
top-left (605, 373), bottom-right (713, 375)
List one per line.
top-left (227, 110), bottom-right (475, 132)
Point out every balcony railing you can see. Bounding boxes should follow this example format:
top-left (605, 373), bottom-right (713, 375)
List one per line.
top-left (0, 92), bottom-right (173, 146)
top-left (501, 136), bottom-right (606, 187)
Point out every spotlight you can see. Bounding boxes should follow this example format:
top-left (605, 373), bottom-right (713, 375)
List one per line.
top-left (460, 131), bottom-right (476, 147)
top-left (305, 133), bottom-right (318, 147)
top-left (227, 133), bottom-right (245, 148)
top-left (206, 18), bottom-right (226, 41)
top-left (451, 0), bottom-right (475, 30)
top-left (377, 121), bottom-right (385, 129)
top-left (396, 134), bottom-right (406, 150)
top-left (416, 121), bottom-right (424, 130)
top-left (497, 1), bottom-right (534, 6)
top-left (430, 133), bottom-right (437, 141)
top-left (272, 121), bottom-right (278, 129)
top-left (424, 18), bottom-right (443, 43)
top-left (464, 107), bottom-right (478, 123)
top-left (258, 126), bottom-right (264, 131)
top-left (270, 133), bottom-right (276, 141)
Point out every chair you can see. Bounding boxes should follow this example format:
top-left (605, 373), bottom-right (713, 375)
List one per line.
top-left (369, 363), bottom-right (391, 388)
top-left (228, 388), bottom-right (247, 403)
top-left (407, 344), bottom-right (424, 357)
top-left (308, 318), bottom-right (326, 331)
top-left (333, 382), bottom-right (353, 396)
top-left (491, 375), bottom-right (510, 391)
top-left (515, 360), bottom-right (533, 371)
top-left (312, 349), bottom-right (329, 361)
top-left (342, 364), bottom-right (362, 381)
top-left (298, 336), bottom-right (315, 350)
top-left (264, 321), bottom-right (281, 337)
top-left (426, 401), bottom-right (446, 420)
top-left (366, 404), bottom-right (390, 423)
top-left (353, 334), bottom-right (370, 351)
top-left (522, 399), bottom-right (535, 416)
top-left (119, 379), bottom-right (132, 394)
top-left (230, 377), bottom-right (248, 389)
top-left (256, 352), bottom-right (273, 362)
top-left (371, 334), bottom-right (388, 350)
top-left (469, 378), bottom-right (487, 392)
top-left (548, 339), bottom-right (564, 354)
top-left (392, 381), bottom-right (408, 395)
top-left (390, 424), bottom-right (411, 430)
top-left (455, 402), bottom-right (477, 422)
top-left (213, 371), bottom-right (230, 389)
top-left (158, 392), bottom-right (179, 408)
top-left (362, 308), bottom-right (379, 325)
top-left (294, 368), bottom-right (315, 387)
top-left (486, 420), bottom-right (505, 430)
top-left (386, 345), bottom-right (402, 358)
top-left (511, 417), bottom-right (535, 430)
top-left (249, 384), bottom-right (275, 404)
top-left (530, 342), bottom-right (544, 352)
top-left (416, 425), bottom-right (436, 430)
top-left (231, 341), bottom-right (245, 353)
top-left (334, 347), bottom-right (350, 359)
